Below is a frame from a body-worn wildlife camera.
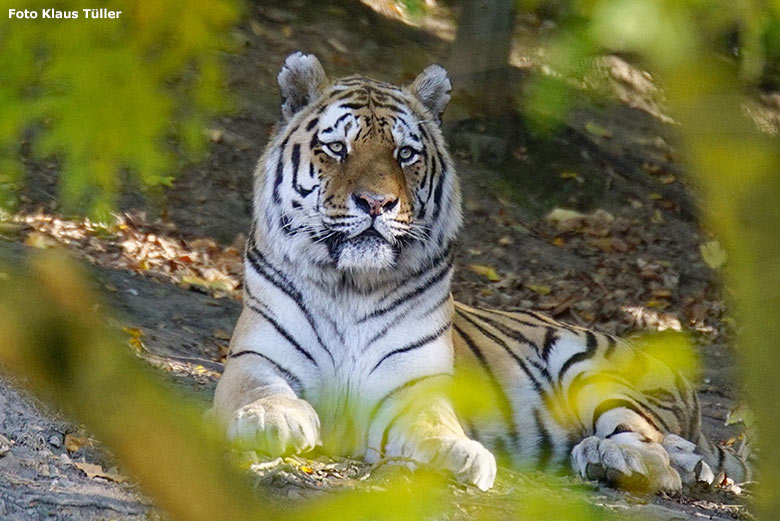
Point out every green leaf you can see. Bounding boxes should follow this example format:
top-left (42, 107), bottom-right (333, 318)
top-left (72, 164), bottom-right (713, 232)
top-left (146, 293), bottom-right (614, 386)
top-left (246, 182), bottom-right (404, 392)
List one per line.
top-left (700, 240), bottom-right (727, 269)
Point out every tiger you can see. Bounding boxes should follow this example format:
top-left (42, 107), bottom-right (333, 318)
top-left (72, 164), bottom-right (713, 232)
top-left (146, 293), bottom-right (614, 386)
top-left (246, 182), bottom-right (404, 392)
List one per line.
top-left (210, 52), bottom-right (748, 493)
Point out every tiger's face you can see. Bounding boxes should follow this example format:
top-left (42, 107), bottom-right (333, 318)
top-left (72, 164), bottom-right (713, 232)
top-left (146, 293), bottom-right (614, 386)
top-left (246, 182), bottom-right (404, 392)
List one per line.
top-left (255, 53), bottom-right (461, 274)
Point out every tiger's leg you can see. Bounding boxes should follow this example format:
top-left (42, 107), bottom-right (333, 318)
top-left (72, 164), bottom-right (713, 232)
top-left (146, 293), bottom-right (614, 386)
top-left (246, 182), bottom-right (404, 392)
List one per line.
top-left (210, 312), bottom-right (321, 455)
top-left (367, 378), bottom-right (496, 491)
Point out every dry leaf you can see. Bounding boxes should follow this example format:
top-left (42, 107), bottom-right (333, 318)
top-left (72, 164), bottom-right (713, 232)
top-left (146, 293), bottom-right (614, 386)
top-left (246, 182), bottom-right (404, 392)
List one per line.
top-left (74, 462), bottom-right (126, 483)
top-left (545, 208), bottom-right (586, 225)
top-left (122, 327), bottom-right (145, 352)
top-left (213, 329), bottom-right (231, 340)
top-left (584, 121), bottom-right (612, 139)
top-left (64, 434), bottom-right (89, 452)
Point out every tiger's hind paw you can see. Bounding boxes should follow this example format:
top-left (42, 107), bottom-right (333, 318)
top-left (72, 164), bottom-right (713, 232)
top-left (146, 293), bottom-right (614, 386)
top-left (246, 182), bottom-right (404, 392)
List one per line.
top-left (662, 434), bottom-right (715, 487)
top-left (571, 433), bottom-right (682, 493)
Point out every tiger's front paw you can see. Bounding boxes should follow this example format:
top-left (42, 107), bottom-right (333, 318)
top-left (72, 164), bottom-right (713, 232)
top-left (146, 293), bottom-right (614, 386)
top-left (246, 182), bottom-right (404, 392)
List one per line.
top-left (419, 437), bottom-right (497, 491)
top-left (227, 395), bottom-right (321, 456)
top-left (571, 433), bottom-right (682, 493)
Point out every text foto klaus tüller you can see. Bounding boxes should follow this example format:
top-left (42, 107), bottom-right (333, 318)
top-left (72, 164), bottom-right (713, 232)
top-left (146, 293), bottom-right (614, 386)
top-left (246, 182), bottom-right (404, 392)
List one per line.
top-left (8, 9), bottom-right (122, 19)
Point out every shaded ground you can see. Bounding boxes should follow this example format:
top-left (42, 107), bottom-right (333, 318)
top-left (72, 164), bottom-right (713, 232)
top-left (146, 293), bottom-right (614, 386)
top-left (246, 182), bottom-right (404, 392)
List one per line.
top-left (1, 0), bottom-right (768, 519)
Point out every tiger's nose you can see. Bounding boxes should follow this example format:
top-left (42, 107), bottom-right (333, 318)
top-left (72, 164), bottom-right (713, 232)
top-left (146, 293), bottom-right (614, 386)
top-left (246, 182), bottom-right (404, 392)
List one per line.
top-left (352, 192), bottom-right (399, 216)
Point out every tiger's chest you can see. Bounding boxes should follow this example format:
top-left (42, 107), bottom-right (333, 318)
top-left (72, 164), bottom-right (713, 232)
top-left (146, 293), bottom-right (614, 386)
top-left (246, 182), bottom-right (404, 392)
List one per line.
top-left (296, 297), bottom-right (453, 455)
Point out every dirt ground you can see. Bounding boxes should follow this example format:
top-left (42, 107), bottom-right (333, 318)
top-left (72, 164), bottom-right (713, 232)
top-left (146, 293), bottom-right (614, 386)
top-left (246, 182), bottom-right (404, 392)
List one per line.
top-left (2, 0), bottom-right (773, 519)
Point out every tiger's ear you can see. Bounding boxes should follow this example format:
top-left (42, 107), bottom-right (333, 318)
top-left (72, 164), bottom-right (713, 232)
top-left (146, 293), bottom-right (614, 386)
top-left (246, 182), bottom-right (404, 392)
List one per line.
top-left (410, 65), bottom-right (451, 123)
top-left (278, 52), bottom-right (328, 121)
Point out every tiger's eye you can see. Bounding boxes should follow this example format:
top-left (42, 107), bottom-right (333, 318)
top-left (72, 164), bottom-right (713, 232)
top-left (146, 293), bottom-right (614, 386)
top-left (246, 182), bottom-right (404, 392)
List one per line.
top-left (326, 141), bottom-right (345, 154)
top-left (398, 146), bottom-right (416, 161)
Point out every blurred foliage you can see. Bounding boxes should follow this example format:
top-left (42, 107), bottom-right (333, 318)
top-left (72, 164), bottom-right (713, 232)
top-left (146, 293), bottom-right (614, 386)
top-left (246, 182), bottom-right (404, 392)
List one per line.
top-left (0, 0), bottom-right (239, 219)
top-left (0, 250), bottom-right (275, 521)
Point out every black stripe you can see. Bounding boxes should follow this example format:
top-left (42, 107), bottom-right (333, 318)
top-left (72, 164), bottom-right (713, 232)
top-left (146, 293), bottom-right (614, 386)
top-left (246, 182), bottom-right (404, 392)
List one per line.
top-left (376, 246), bottom-right (453, 305)
top-left (365, 292), bottom-right (450, 347)
top-left (372, 101), bottom-right (404, 112)
top-left (228, 350), bottom-right (303, 392)
top-left (566, 371), bottom-right (633, 413)
top-left (369, 323), bottom-right (450, 375)
top-left (606, 423), bottom-right (634, 438)
top-left (272, 140), bottom-right (289, 204)
top-left (592, 398), bottom-right (666, 434)
top-left (604, 335), bottom-right (618, 359)
top-left (380, 400), bottom-right (415, 455)
top-left (456, 309), bottom-right (545, 393)
top-left (305, 117), bottom-right (319, 131)
top-left (245, 301), bottom-right (318, 367)
top-left (557, 331), bottom-right (599, 382)
top-left (453, 324), bottom-right (520, 447)
top-left (339, 102), bottom-right (365, 110)
top-left (463, 309), bottom-right (552, 382)
top-left (358, 261), bottom-right (452, 323)
top-left (488, 308), bottom-right (554, 330)
top-left (245, 244), bottom-right (334, 363)
top-left (368, 373), bottom-right (452, 435)
top-left (534, 408), bottom-right (554, 470)
top-left (430, 168), bottom-right (446, 222)
top-left (542, 327), bottom-right (558, 362)
top-left (643, 393), bottom-right (687, 431)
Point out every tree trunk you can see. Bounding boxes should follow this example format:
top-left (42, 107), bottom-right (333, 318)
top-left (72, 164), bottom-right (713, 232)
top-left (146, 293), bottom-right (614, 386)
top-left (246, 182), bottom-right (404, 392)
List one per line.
top-left (447, 0), bottom-right (515, 114)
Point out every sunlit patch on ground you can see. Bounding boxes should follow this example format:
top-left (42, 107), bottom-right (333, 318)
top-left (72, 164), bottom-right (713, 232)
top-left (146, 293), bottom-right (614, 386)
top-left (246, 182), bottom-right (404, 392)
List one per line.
top-left (9, 211), bottom-right (244, 299)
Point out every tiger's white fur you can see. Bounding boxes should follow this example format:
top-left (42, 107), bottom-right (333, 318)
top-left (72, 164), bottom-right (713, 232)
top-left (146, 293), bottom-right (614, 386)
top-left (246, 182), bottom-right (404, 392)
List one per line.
top-left (211, 53), bottom-right (748, 493)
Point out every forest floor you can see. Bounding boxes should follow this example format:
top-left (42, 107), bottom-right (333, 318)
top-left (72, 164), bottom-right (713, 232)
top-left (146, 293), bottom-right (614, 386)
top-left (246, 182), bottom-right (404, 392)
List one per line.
top-left (3, 0), bottom-right (779, 519)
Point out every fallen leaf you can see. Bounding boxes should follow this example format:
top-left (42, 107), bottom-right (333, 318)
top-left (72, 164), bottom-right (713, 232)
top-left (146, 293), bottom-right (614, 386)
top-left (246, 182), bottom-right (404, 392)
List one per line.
top-left (545, 208), bottom-right (586, 225)
top-left (560, 171), bottom-right (584, 184)
top-left (725, 404), bottom-right (755, 428)
top-left (74, 462), bottom-right (126, 483)
top-left (646, 299), bottom-right (670, 309)
top-left (213, 329), bottom-right (231, 340)
top-left (468, 264), bottom-right (501, 282)
top-left (122, 327), bottom-right (145, 352)
top-left (525, 283), bottom-right (552, 295)
top-left (584, 121), bottom-right (612, 139)
top-left (700, 240), bottom-right (727, 269)
top-left (64, 434), bottom-right (89, 452)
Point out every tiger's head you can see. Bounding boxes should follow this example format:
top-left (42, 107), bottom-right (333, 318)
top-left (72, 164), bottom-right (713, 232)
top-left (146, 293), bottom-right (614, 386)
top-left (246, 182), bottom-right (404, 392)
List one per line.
top-left (254, 52), bottom-right (461, 277)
